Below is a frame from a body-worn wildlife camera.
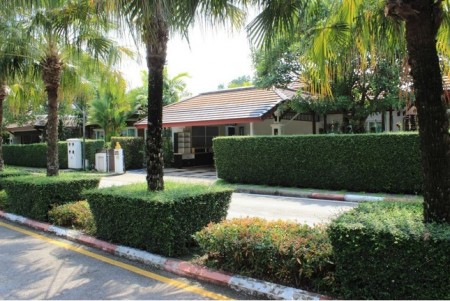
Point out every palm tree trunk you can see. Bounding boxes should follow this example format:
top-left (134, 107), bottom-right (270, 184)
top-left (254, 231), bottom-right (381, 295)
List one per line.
top-left (145, 15), bottom-right (169, 191)
top-left (42, 52), bottom-right (62, 176)
top-left (0, 81), bottom-right (6, 172)
top-left (403, 2), bottom-right (450, 223)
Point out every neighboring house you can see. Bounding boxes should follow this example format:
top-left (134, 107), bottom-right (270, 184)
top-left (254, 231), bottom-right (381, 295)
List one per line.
top-left (85, 112), bottom-right (141, 140)
top-left (6, 115), bottom-right (79, 144)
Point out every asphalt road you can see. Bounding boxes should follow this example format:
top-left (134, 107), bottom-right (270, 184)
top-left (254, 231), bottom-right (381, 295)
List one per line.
top-left (228, 193), bottom-right (357, 225)
top-left (0, 221), bottom-right (249, 300)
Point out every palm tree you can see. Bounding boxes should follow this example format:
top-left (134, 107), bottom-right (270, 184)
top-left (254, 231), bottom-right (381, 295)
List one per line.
top-left (248, 0), bottom-right (450, 223)
top-left (15, 0), bottom-right (121, 176)
top-left (0, 14), bottom-right (32, 172)
top-left (110, 1), bottom-right (245, 191)
top-left (89, 71), bottom-right (134, 142)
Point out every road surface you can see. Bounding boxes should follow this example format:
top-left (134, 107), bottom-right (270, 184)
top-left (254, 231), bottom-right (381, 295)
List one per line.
top-left (0, 221), bottom-right (249, 300)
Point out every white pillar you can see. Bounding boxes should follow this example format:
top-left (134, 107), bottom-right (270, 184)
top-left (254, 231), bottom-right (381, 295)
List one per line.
top-left (249, 122), bottom-right (255, 136)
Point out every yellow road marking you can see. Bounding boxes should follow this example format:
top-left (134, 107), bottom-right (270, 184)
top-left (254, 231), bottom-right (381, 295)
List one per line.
top-left (0, 221), bottom-right (231, 300)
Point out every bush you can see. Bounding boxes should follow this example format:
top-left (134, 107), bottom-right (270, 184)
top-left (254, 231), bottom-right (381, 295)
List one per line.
top-left (0, 190), bottom-right (8, 210)
top-left (214, 133), bottom-right (422, 194)
top-left (0, 167), bottom-right (30, 190)
top-left (194, 218), bottom-right (334, 293)
top-left (328, 201), bottom-right (450, 299)
top-left (3, 173), bottom-right (100, 222)
top-left (3, 140), bottom-right (104, 169)
top-left (83, 182), bottom-right (232, 257)
top-left (48, 200), bottom-right (96, 235)
top-left (110, 137), bottom-right (144, 170)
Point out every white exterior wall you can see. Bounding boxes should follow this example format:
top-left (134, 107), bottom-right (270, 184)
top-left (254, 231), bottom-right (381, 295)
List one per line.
top-left (365, 110), bottom-right (405, 132)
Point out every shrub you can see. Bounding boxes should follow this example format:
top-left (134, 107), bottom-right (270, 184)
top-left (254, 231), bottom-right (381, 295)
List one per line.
top-left (3, 173), bottom-right (100, 222)
top-left (0, 190), bottom-right (8, 210)
top-left (328, 201), bottom-right (450, 300)
top-left (214, 133), bottom-right (422, 194)
top-left (194, 218), bottom-right (334, 293)
top-left (83, 182), bottom-right (232, 256)
top-left (3, 140), bottom-right (104, 169)
top-left (0, 167), bottom-right (30, 190)
top-left (110, 137), bottom-right (144, 170)
top-left (48, 200), bottom-right (96, 235)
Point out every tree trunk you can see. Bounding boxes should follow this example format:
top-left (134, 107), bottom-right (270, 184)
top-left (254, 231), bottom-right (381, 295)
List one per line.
top-left (145, 14), bottom-right (168, 191)
top-left (323, 114), bottom-right (328, 133)
top-left (389, 108), bottom-right (393, 131)
top-left (0, 81), bottom-right (6, 172)
top-left (42, 52), bottom-right (62, 176)
top-left (399, 1), bottom-right (450, 223)
top-left (311, 111), bottom-right (317, 134)
top-left (381, 110), bottom-right (386, 132)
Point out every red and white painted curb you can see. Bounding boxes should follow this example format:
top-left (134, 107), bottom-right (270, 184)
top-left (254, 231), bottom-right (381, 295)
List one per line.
top-left (0, 210), bottom-right (330, 300)
top-left (235, 187), bottom-right (386, 203)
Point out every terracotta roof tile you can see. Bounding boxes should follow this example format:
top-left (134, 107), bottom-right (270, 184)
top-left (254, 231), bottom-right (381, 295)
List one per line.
top-left (135, 86), bottom-right (290, 128)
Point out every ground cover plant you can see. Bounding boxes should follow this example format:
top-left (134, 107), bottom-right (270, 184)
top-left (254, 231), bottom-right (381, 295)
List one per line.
top-left (3, 173), bottom-right (100, 221)
top-left (194, 217), bottom-right (334, 294)
top-left (83, 181), bottom-right (232, 256)
top-left (328, 201), bottom-right (450, 299)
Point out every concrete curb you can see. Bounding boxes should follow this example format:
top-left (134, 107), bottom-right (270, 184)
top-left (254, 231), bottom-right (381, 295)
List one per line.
top-left (0, 210), bottom-right (330, 300)
top-left (235, 187), bottom-right (387, 203)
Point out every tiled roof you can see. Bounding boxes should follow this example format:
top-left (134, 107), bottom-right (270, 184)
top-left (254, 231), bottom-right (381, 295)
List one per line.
top-left (135, 86), bottom-right (290, 128)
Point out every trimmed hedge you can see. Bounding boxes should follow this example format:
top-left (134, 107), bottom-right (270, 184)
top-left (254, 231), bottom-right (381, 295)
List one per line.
top-left (328, 201), bottom-right (450, 299)
top-left (83, 182), bottom-right (232, 256)
top-left (194, 218), bottom-right (334, 293)
top-left (3, 140), bottom-right (104, 169)
top-left (0, 167), bottom-right (30, 190)
top-left (214, 133), bottom-right (422, 194)
top-left (110, 137), bottom-right (144, 170)
top-left (3, 173), bottom-right (100, 221)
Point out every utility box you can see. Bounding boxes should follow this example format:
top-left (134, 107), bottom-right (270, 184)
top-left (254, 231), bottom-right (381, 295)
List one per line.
top-left (95, 152), bottom-right (108, 172)
top-left (67, 138), bottom-right (82, 169)
top-left (114, 149), bottom-right (124, 174)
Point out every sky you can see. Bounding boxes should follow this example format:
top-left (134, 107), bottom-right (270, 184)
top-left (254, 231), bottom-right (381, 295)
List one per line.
top-left (119, 12), bottom-right (258, 96)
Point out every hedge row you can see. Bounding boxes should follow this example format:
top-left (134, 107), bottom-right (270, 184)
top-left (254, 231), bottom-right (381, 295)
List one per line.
top-left (3, 140), bottom-right (104, 169)
top-left (0, 167), bottom-right (30, 190)
top-left (328, 201), bottom-right (450, 299)
top-left (3, 173), bottom-right (100, 221)
top-left (214, 133), bottom-right (422, 194)
top-left (110, 137), bottom-right (144, 170)
top-left (83, 182), bottom-right (232, 256)
top-left (194, 218), bottom-right (334, 293)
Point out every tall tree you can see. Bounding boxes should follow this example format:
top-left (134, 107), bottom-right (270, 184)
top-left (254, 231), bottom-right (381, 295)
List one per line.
top-left (248, 0), bottom-right (450, 223)
top-left (16, 0), bottom-right (121, 176)
top-left (110, 0), bottom-right (245, 191)
top-left (385, 0), bottom-right (450, 223)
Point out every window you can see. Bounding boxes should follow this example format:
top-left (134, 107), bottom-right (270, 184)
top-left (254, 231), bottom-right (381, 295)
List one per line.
top-left (94, 129), bottom-right (105, 140)
top-left (121, 127), bottom-right (137, 137)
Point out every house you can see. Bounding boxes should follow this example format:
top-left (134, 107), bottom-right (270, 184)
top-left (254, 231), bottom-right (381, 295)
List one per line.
top-left (6, 115), bottom-right (80, 144)
top-left (134, 86), bottom-right (348, 166)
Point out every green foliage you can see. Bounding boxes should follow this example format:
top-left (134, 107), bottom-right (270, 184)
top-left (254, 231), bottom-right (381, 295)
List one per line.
top-left (194, 218), bottom-right (334, 293)
top-left (89, 72), bottom-right (133, 142)
top-left (3, 140), bottom-right (103, 169)
top-left (0, 190), bottom-right (8, 210)
top-left (328, 202), bottom-right (450, 299)
top-left (3, 173), bottom-right (100, 221)
top-left (48, 200), bottom-right (96, 235)
top-left (214, 133), bottom-right (422, 194)
top-left (110, 137), bottom-right (144, 170)
top-left (83, 182), bottom-right (232, 256)
top-left (0, 167), bottom-right (30, 190)
top-left (162, 128), bottom-right (174, 167)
